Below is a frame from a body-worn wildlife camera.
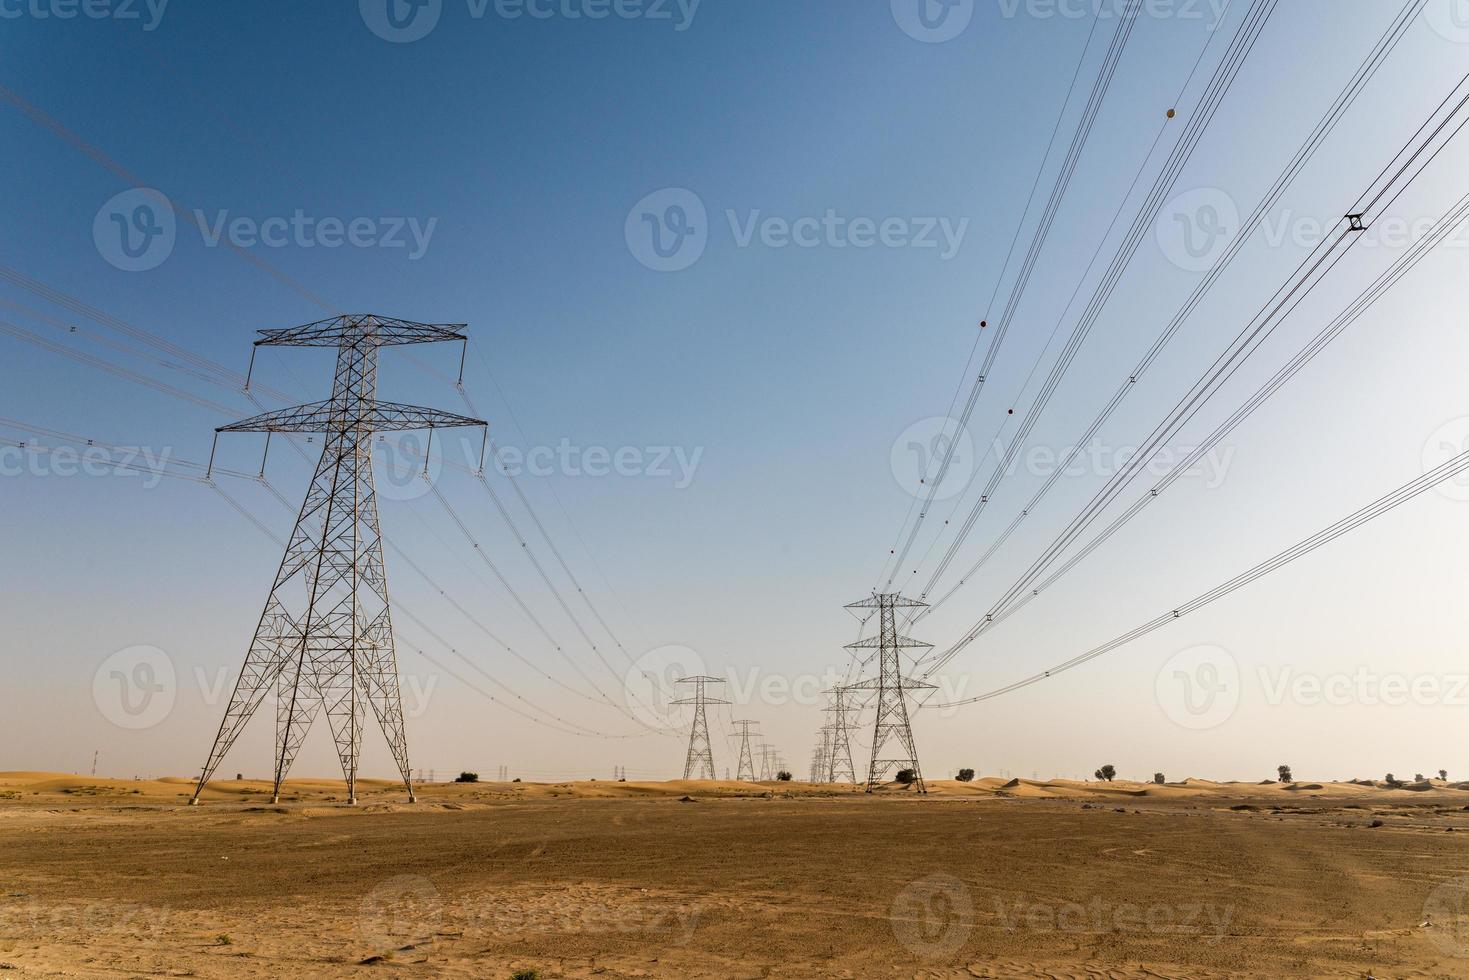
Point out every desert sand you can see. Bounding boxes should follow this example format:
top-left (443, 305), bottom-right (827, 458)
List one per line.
top-left (3, 771), bottom-right (1469, 977)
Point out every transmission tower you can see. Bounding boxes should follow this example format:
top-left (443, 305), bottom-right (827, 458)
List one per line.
top-left (758, 743), bottom-right (774, 781)
top-left (672, 676), bottom-right (728, 780)
top-left (844, 594), bottom-right (936, 793)
top-left (812, 725), bottom-right (834, 783)
top-left (731, 719), bottom-right (760, 781)
top-left (823, 686), bottom-right (859, 785)
top-left (189, 315), bottom-right (486, 805)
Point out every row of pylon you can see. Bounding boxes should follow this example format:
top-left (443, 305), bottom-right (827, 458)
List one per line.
top-left (676, 593), bottom-right (933, 793)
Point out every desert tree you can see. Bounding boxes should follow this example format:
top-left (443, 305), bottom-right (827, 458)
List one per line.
top-left (1094, 765), bottom-right (1116, 782)
top-left (1153, 773), bottom-right (1165, 785)
top-left (955, 768), bottom-right (975, 782)
top-left (1277, 765), bottom-right (1293, 784)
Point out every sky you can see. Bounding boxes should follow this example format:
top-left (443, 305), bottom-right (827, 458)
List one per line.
top-left (4, 0), bottom-right (1469, 787)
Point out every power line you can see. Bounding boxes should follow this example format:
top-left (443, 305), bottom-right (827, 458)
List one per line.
top-left (877, 0), bottom-right (1148, 589)
top-left (969, 187), bottom-right (1469, 641)
top-left (926, 65), bottom-right (1469, 675)
top-left (905, 0), bottom-right (1285, 595)
top-left (411, 341), bottom-right (648, 672)
top-left (877, 8), bottom-right (1105, 583)
top-left (914, 0), bottom-right (1427, 620)
top-left (929, 448), bottom-right (1469, 709)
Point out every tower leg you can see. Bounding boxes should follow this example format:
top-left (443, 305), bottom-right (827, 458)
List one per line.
top-left (189, 599), bottom-right (299, 805)
top-left (272, 652), bottom-right (321, 803)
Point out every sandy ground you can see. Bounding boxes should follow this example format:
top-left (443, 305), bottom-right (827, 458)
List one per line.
top-left (4, 773), bottom-right (1469, 977)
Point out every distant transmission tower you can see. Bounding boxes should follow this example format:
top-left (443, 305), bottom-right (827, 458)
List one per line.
top-left (824, 687), bottom-right (858, 784)
top-left (844, 594), bottom-right (936, 793)
top-left (810, 725), bottom-right (834, 787)
top-left (732, 719), bottom-right (760, 781)
top-left (758, 743), bottom-right (774, 781)
top-left (189, 315), bottom-right (486, 805)
top-left (810, 740), bottom-right (834, 787)
top-left (673, 676), bottom-right (728, 779)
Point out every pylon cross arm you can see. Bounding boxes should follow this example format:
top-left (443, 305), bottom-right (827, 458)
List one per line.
top-left (256, 315), bottom-right (468, 348)
top-left (844, 635), bottom-right (933, 651)
top-left (218, 399), bottom-right (486, 434)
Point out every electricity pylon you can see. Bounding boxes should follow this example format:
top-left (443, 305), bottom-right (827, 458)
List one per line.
top-left (189, 315), bottom-right (486, 805)
top-left (824, 686), bottom-right (859, 785)
top-left (844, 594), bottom-right (936, 793)
top-left (812, 725), bottom-right (834, 783)
top-left (672, 676), bottom-right (728, 780)
top-left (732, 719), bottom-right (760, 781)
top-left (758, 743), bottom-right (774, 781)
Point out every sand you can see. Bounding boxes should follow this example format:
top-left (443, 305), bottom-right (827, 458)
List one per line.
top-left (3, 771), bottom-right (1469, 977)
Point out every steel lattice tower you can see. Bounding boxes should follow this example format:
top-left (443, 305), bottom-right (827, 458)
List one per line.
top-left (732, 719), bottom-right (760, 781)
top-left (823, 686), bottom-right (859, 785)
top-left (672, 675), bottom-right (728, 780)
top-left (758, 743), bottom-right (774, 781)
top-left (812, 725), bottom-right (833, 783)
top-left (844, 594), bottom-right (936, 793)
top-left (189, 315), bottom-right (486, 805)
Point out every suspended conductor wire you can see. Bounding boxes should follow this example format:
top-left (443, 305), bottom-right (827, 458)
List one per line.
top-left (912, 0), bottom-right (1426, 619)
top-left (927, 448), bottom-right (1469, 709)
top-left (876, 8), bottom-right (1106, 585)
top-left (926, 69), bottom-right (1469, 673)
top-left (905, 0), bottom-right (1281, 595)
top-left (877, 0), bottom-right (1147, 590)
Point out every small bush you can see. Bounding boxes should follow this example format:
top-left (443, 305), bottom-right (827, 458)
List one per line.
top-left (895, 769), bottom-right (916, 785)
top-left (1385, 773), bottom-right (1403, 788)
top-left (955, 768), bottom-right (975, 782)
top-left (455, 772), bottom-right (479, 783)
top-left (511, 970), bottom-right (540, 980)
top-left (776, 771), bottom-right (792, 781)
top-left (1441, 769), bottom-right (1449, 781)
top-left (1153, 773), bottom-right (1165, 785)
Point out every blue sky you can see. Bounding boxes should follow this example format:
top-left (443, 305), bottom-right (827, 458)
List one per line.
top-left (5, 1), bottom-right (1469, 785)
